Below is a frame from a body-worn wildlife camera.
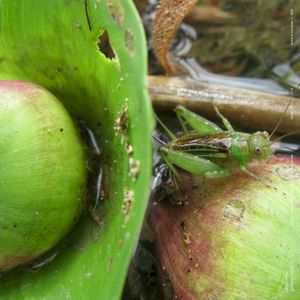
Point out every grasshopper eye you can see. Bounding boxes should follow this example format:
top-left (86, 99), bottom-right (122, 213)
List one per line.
top-left (255, 147), bottom-right (262, 154)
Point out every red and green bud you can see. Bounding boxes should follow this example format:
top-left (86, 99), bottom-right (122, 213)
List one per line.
top-left (150, 155), bottom-right (300, 299)
top-left (0, 81), bottom-right (87, 272)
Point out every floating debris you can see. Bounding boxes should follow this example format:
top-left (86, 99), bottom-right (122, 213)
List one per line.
top-left (129, 158), bottom-right (140, 182)
top-left (122, 188), bottom-right (135, 217)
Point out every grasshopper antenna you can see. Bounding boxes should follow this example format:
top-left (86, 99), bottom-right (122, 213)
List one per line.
top-left (269, 82), bottom-right (300, 138)
top-left (271, 130), bottom-right (300, 144)
top-left (152, 134), bottom-right (167, 146)
top-left (153, 112), bottom-right (176, 140)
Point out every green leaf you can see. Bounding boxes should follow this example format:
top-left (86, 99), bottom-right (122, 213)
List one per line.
top-left (0, 0), bottom-right (154, 299)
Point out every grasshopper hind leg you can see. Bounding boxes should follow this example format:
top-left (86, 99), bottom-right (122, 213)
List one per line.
top-left (159, 147), bottom-right (232, 203)
top-left (175, 105), bottom-right (222, 133)
top-left (213, 105), bottom-right (234, 132)
top-left (174, 104), bottom-right (235, 133)
top-left (159, 147), bottom-right (232, 179)
top-left (158, 151), bottom-right (191, 205)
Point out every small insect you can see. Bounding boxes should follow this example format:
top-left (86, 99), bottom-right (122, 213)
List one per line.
top-left (154, 100), bottom-right (294, 187)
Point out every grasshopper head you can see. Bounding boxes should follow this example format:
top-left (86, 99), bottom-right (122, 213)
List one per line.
top-left (249, 131), bottom-right (272, 160)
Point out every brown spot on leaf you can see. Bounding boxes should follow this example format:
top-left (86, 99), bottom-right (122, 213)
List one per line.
top-left (275, 165), bottom-right (300, 180)
top-left (124, 29), bottom-right (136, 56)
top-left (223, 199), bottom-right (245, 221)
top-left (107, 0), bottom-right (125, 26)
top-left (97, 30), bottom-right (115, 60)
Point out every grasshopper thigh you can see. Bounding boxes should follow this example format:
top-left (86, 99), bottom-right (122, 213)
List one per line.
top-left (175, 105), bottom-right (222, 133)
top-left (159, 147), bottom-right (231, 178)
top-left (214, 105), bottom-right (234, 132)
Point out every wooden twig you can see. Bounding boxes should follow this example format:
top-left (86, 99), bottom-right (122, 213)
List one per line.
top-left (187, 5), bottom-right (235, 24)
top-left (152, 0), bottom-right (197, 75)
top-left (148, 75), bottom-right (300, 134)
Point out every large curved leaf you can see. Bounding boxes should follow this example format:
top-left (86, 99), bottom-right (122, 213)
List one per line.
top-left (0, 0), bottom-right (153, 298)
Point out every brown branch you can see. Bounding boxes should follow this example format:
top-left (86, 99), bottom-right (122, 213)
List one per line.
top-left (152, 0), bottom-right (197, 75)
top-left (187, 5), bottom-right (235, 25)
top-left (148, 75), bottom-right (300, 134)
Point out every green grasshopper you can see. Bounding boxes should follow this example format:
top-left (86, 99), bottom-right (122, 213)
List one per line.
top-left (155, 105), bottom-right (277, 184)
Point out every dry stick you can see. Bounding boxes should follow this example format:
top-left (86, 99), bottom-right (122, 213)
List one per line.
top-left (152, 0), bottom-right (197, 75)
top-left (133, 0), bottom-right (147, 14)
top-left (148, 76), bottom-right (300, 134)
top-left (186, 5), bottom-right (235, 25)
